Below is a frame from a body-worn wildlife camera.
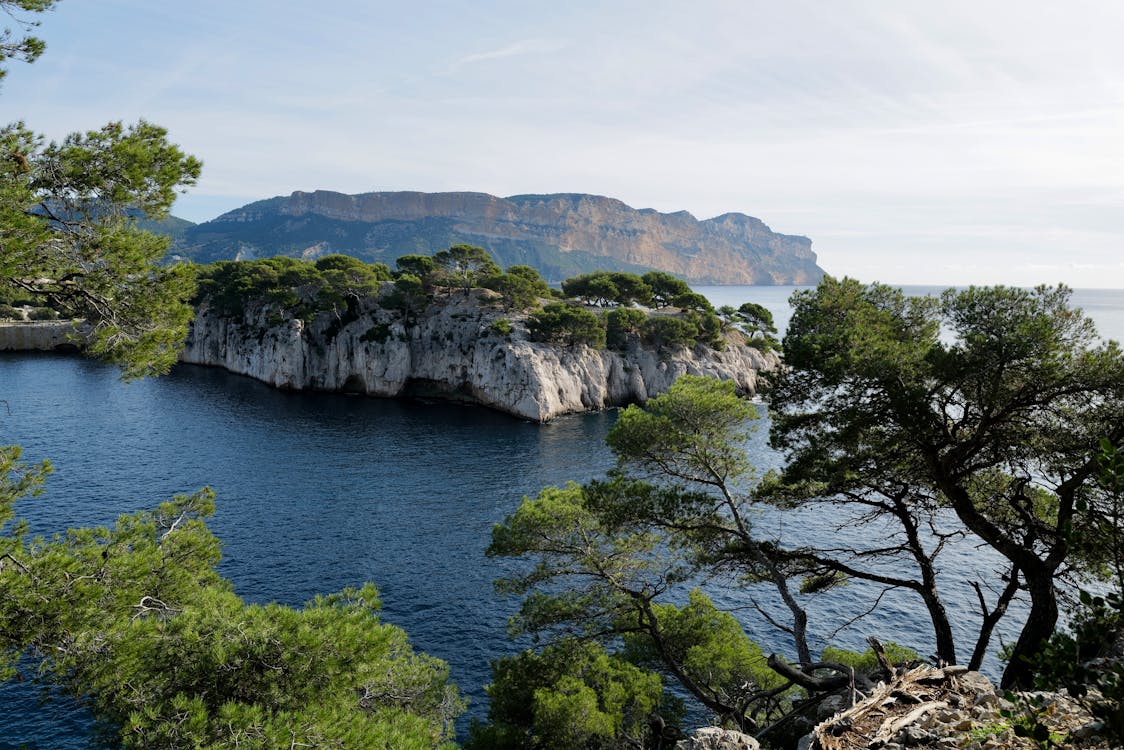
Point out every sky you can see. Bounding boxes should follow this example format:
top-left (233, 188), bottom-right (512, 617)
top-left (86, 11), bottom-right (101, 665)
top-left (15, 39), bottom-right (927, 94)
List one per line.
top-left (4, 0), bottom-right (1124, 288)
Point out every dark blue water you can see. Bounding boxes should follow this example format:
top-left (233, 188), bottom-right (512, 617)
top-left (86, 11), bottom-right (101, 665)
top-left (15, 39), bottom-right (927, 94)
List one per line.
top-left (0, 355), bottom-right (620, 748)
top-left (3, 285), bottom-right (1123, 747)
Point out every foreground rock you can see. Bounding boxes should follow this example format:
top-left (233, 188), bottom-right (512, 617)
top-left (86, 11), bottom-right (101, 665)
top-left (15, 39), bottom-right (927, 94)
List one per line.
top-left (803, 665), bottom-right (1108, 750)
top-left (182, 289), bottom-right (778, 421)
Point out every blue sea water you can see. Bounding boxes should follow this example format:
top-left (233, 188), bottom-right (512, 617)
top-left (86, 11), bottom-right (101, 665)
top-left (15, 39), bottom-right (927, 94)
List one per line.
top-left (1, 285), bottom-right (1123, 747)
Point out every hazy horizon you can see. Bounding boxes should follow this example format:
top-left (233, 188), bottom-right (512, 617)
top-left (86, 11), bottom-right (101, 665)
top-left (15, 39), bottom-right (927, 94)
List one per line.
top-left (6, 1), bottom-right (1123, 289)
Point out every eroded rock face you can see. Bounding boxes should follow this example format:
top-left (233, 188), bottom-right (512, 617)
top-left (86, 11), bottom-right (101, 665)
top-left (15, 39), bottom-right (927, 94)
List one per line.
top-left (181, 289), bottom-right (779, 421)
top-left (179, 190), bottom-right (824, 285)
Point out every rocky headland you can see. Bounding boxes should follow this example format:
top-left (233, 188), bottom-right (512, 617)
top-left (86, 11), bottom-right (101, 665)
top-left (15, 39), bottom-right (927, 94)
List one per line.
top-left (176, 190), bottom-right (824, 285)
top-left (181, 286), bottom-right (778, 421)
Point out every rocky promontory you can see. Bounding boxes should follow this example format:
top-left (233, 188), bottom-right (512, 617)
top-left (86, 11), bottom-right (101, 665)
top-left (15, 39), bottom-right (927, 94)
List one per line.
top-left (177, 190), bottom-right (824, 285)
top-left (181, 287), bottom-right (778, 422)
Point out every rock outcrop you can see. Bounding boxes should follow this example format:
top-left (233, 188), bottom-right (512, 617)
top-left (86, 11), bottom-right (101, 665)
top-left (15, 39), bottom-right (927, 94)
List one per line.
top-left (181, 289), bottom-right (778, 421)
top-left (177, 190), bottom-right (824, 285)
top-left (801, 665), bottom-right (1108, 750)
top-left (0, 321), bottom-right (85, 351)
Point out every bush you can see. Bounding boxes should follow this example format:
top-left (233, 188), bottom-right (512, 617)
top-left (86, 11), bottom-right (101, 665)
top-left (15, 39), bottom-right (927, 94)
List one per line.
top-left (528, 303), bottom-right (606, 348)
top-left (380, 274), bottom-right (429, 317)
top-left (689, 309), bottom-right (724, 350)
top-left (820, 642), bottom-right (920, 675)
top-left (28, 307), bottom-right (60, 321)
top-left (465, 639), bottom-right (675, 750)
top-left (359, 323), bottom-right (392, 345)
top-left (605, 308), bottom-right (647, 349)
top-left (481, 273), bottom-right (542, 311)
top-left (641, 316), bottom-right (697, 349)
top-left (0, 304), bottom-right (23, 320)
top-left (490, 318), bottom-right (513, 337)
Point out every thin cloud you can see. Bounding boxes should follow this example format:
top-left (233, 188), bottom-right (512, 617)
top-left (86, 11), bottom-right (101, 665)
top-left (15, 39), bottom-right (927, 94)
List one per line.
top-left (440, 38), bottom-right (569, 75)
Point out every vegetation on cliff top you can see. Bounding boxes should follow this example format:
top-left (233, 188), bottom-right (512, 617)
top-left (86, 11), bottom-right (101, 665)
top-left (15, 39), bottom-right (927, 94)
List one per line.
top-left (191, 247), bottom-right (781, 355)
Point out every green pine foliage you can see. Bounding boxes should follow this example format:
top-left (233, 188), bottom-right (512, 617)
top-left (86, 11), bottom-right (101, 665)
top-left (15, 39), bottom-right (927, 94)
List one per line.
top-left (604, 307), bottom-right (647, 349)
top-left (1, 119), bottom-right (201, 378)
top-left (640, 271), bottom-right (692, 309)
top-left (193, 255), bottom-right (391, 322)
top-left (465, 640), bottom-right (673, 750)
top-left (561, 271), bottom-right (653, 307)
top-left (640, 315), bottom-right (698, 349)
top-left (0, 450), bottom-right (463, 749)
top-left (527, 302), bottom-right (606, 348)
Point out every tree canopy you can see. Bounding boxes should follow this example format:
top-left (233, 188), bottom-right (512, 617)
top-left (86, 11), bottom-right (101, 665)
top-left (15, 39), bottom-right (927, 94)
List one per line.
top-left (1, 119), bottom-right (201, 377)
top-left (432, 244), bottom-right (500, 293)
top-left (484, 377), bottom-right (815, 739)
top-left (484, 280), bottom-right (1124, 743)
top-left (770, 277), bottom-right (1124, 687)
top-left (0, 449), bottom-right (463, 749)
top-left (562, 271), bottom-right (653, 307)
top-left (0, 1), bottom-right (58, 83)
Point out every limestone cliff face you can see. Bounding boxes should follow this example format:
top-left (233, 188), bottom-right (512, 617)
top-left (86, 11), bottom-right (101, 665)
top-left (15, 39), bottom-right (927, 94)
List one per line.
top-left (180, 191), bottom-right (824, 285)
top-left (0, 321), bottom-right (86, 351)
top-left (181, 290), bottom-right (778, 422)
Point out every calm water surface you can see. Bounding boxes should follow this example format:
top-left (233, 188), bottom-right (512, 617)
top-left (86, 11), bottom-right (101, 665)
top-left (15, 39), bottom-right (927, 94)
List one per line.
top-left (2, 285), bottom-right (1123, 747)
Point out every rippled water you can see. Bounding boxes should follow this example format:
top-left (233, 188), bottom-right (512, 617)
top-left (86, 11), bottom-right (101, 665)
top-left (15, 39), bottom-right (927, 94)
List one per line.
top-left (2, 285), bottom-right (1122, 747)
top-left (0, 355), bottom-right (621, 747)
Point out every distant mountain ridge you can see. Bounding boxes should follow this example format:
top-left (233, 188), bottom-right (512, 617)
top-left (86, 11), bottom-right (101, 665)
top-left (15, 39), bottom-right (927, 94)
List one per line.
top-left (173, 190), bottom-right (825, 285)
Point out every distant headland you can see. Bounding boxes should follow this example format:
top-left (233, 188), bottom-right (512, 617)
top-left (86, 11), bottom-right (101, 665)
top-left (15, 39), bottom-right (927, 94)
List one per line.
top-left (166, 190), bottom-right (825, 285)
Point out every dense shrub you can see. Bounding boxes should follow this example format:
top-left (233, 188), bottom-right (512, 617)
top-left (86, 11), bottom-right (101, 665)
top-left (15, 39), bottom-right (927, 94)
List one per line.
top-left (360, 323), bottom-right (392, 344)
top-left (28, 306), bottom-right (60, 320)
top-left (528, 303), bottom-right (606, 348)
top-left (465, 639), bottom-right (673, 750)
top-left (641, 315), bottom-right (698, 349)
top-left (0, 304), bottom-right (23, 320)
top-left (381, 274), bottom-right (429, 317)
top-left (605, 307), bottom-right (647, 349)
top-left (490, 318), bottom-right (513, 337)
top-left (686, 309), bottom-right (723, 349)
top-left (481, 272), bottom-right (543, 311)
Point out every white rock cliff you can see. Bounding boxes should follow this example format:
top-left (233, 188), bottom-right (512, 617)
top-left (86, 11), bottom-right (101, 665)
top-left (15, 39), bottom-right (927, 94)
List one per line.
top-left (181, 289), bottom-right (778, 421)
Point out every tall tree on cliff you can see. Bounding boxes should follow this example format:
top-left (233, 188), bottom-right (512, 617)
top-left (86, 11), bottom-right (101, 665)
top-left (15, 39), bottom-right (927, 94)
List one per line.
top-left (770, 277), bottom-right (1124, 687)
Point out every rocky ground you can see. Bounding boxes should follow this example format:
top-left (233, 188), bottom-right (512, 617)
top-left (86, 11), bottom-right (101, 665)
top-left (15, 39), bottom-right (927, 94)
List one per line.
top-left (677, 666), bottom-right (1113, 750)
